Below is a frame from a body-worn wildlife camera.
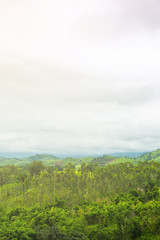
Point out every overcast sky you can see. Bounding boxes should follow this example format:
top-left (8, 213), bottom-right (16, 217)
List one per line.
top-left (0, 0), bottom-right (160, 155)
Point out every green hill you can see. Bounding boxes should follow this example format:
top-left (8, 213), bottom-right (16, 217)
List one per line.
top-left (0, 154), bottom-right (58, 166)
top-left (0, 154), bottom-right (94, 167)
top-left (1, 149), bottom-right (160, 167)
top-left (138, 148), bottom-right (160, 162)
top-left (92, 149), bottom-right (160, 166)
top-left (91, 155), bottom-right (116, 166)
top-left (23, 154), bottom-right (58, 162)
top-left (0, 157), bottom-right (23, 166)
top-left (91, 155), bottom-right (139, 166)
top-left (110, 152), bottom-right (146, 158)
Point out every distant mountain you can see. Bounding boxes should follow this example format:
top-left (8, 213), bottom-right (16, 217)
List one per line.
top-left (0, 152), bottom-right (36, 158)
top-left (0, 149), bottom-right (160, 167)
top-left (23, 154), bottom-right (58, 162)
top-left (110, 152), bottom-right (146, 158)
top-left (91, 152), bottom-right (146, 166)
top-left (0, 154), bottom-right (58, 166)
top-left (0, 157), bottom-right (23, 166)
top-left (0, 154), bottom-right (94, 166)
top-left (91, 152), bottom-right (148, 166)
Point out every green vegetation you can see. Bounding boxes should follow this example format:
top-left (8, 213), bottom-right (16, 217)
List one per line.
top-left (1, 148), bottom-right (160, 239)
top-left (0, 154), bottom-right (94, 167)
top-left (139, 148), bottom-right (160, 162)
top-left (0, 149), bottom-right (157, 168)
top-left (91, 156), bottom-right (138, 166)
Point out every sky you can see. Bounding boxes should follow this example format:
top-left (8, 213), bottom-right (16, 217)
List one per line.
top-left (0, 0), bottom-right (160, 156)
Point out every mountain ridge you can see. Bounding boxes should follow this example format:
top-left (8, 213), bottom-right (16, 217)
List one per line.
top-left (0, 149), bottom-right (159, 167)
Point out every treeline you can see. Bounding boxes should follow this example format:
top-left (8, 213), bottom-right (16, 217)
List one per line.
top-left (0, 160), bottom-right (160, 239)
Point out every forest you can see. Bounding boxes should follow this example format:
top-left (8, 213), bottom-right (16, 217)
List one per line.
top-left (1, 149), bottom-right (160, 239)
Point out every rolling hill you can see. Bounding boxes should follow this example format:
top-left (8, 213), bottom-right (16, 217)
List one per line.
top-left (0, 148), bottom-right (160, 167)
top-left (138, 148), bottom-right (160, 162)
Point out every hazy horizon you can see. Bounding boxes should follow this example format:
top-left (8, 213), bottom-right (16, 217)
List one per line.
top-left (0, 0), bottom-right (160, 155)
top-left (0, 150), bottom-right (147, 159)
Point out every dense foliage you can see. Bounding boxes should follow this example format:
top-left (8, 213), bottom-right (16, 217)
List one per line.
top-left (0, 157), bottom-right (160, 239)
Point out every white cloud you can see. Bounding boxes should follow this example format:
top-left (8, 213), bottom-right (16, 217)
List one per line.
top-left (0, 0), bottom-right (160, 155)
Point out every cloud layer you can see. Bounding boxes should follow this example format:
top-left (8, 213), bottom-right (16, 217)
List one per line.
top-left (0, 0), bottom-right (160, 155)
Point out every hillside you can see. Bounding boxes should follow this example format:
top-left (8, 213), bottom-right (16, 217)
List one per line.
top-left (91, 155), bottom-right (116, 166)
top-left (110, 151), bottom-right (146, 158)
top-left (0, 154), bottom-right (94, 167)
top-left (138, 148), bottom-right (160, 161)
top-left (1, 160), bottom-right (160, 239)
top-left (0, 154), bottom-right (58, 166)
top-left (91, 149), bottom-right (160, 166)
top-left (91, 155), bottom-right (139, 166)
top-left (23, 154), bottom-right (58, 162)
top-left (0, 149), bottom-right (160, 167)
top-left (0, 157), bottom-right (23, 166)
